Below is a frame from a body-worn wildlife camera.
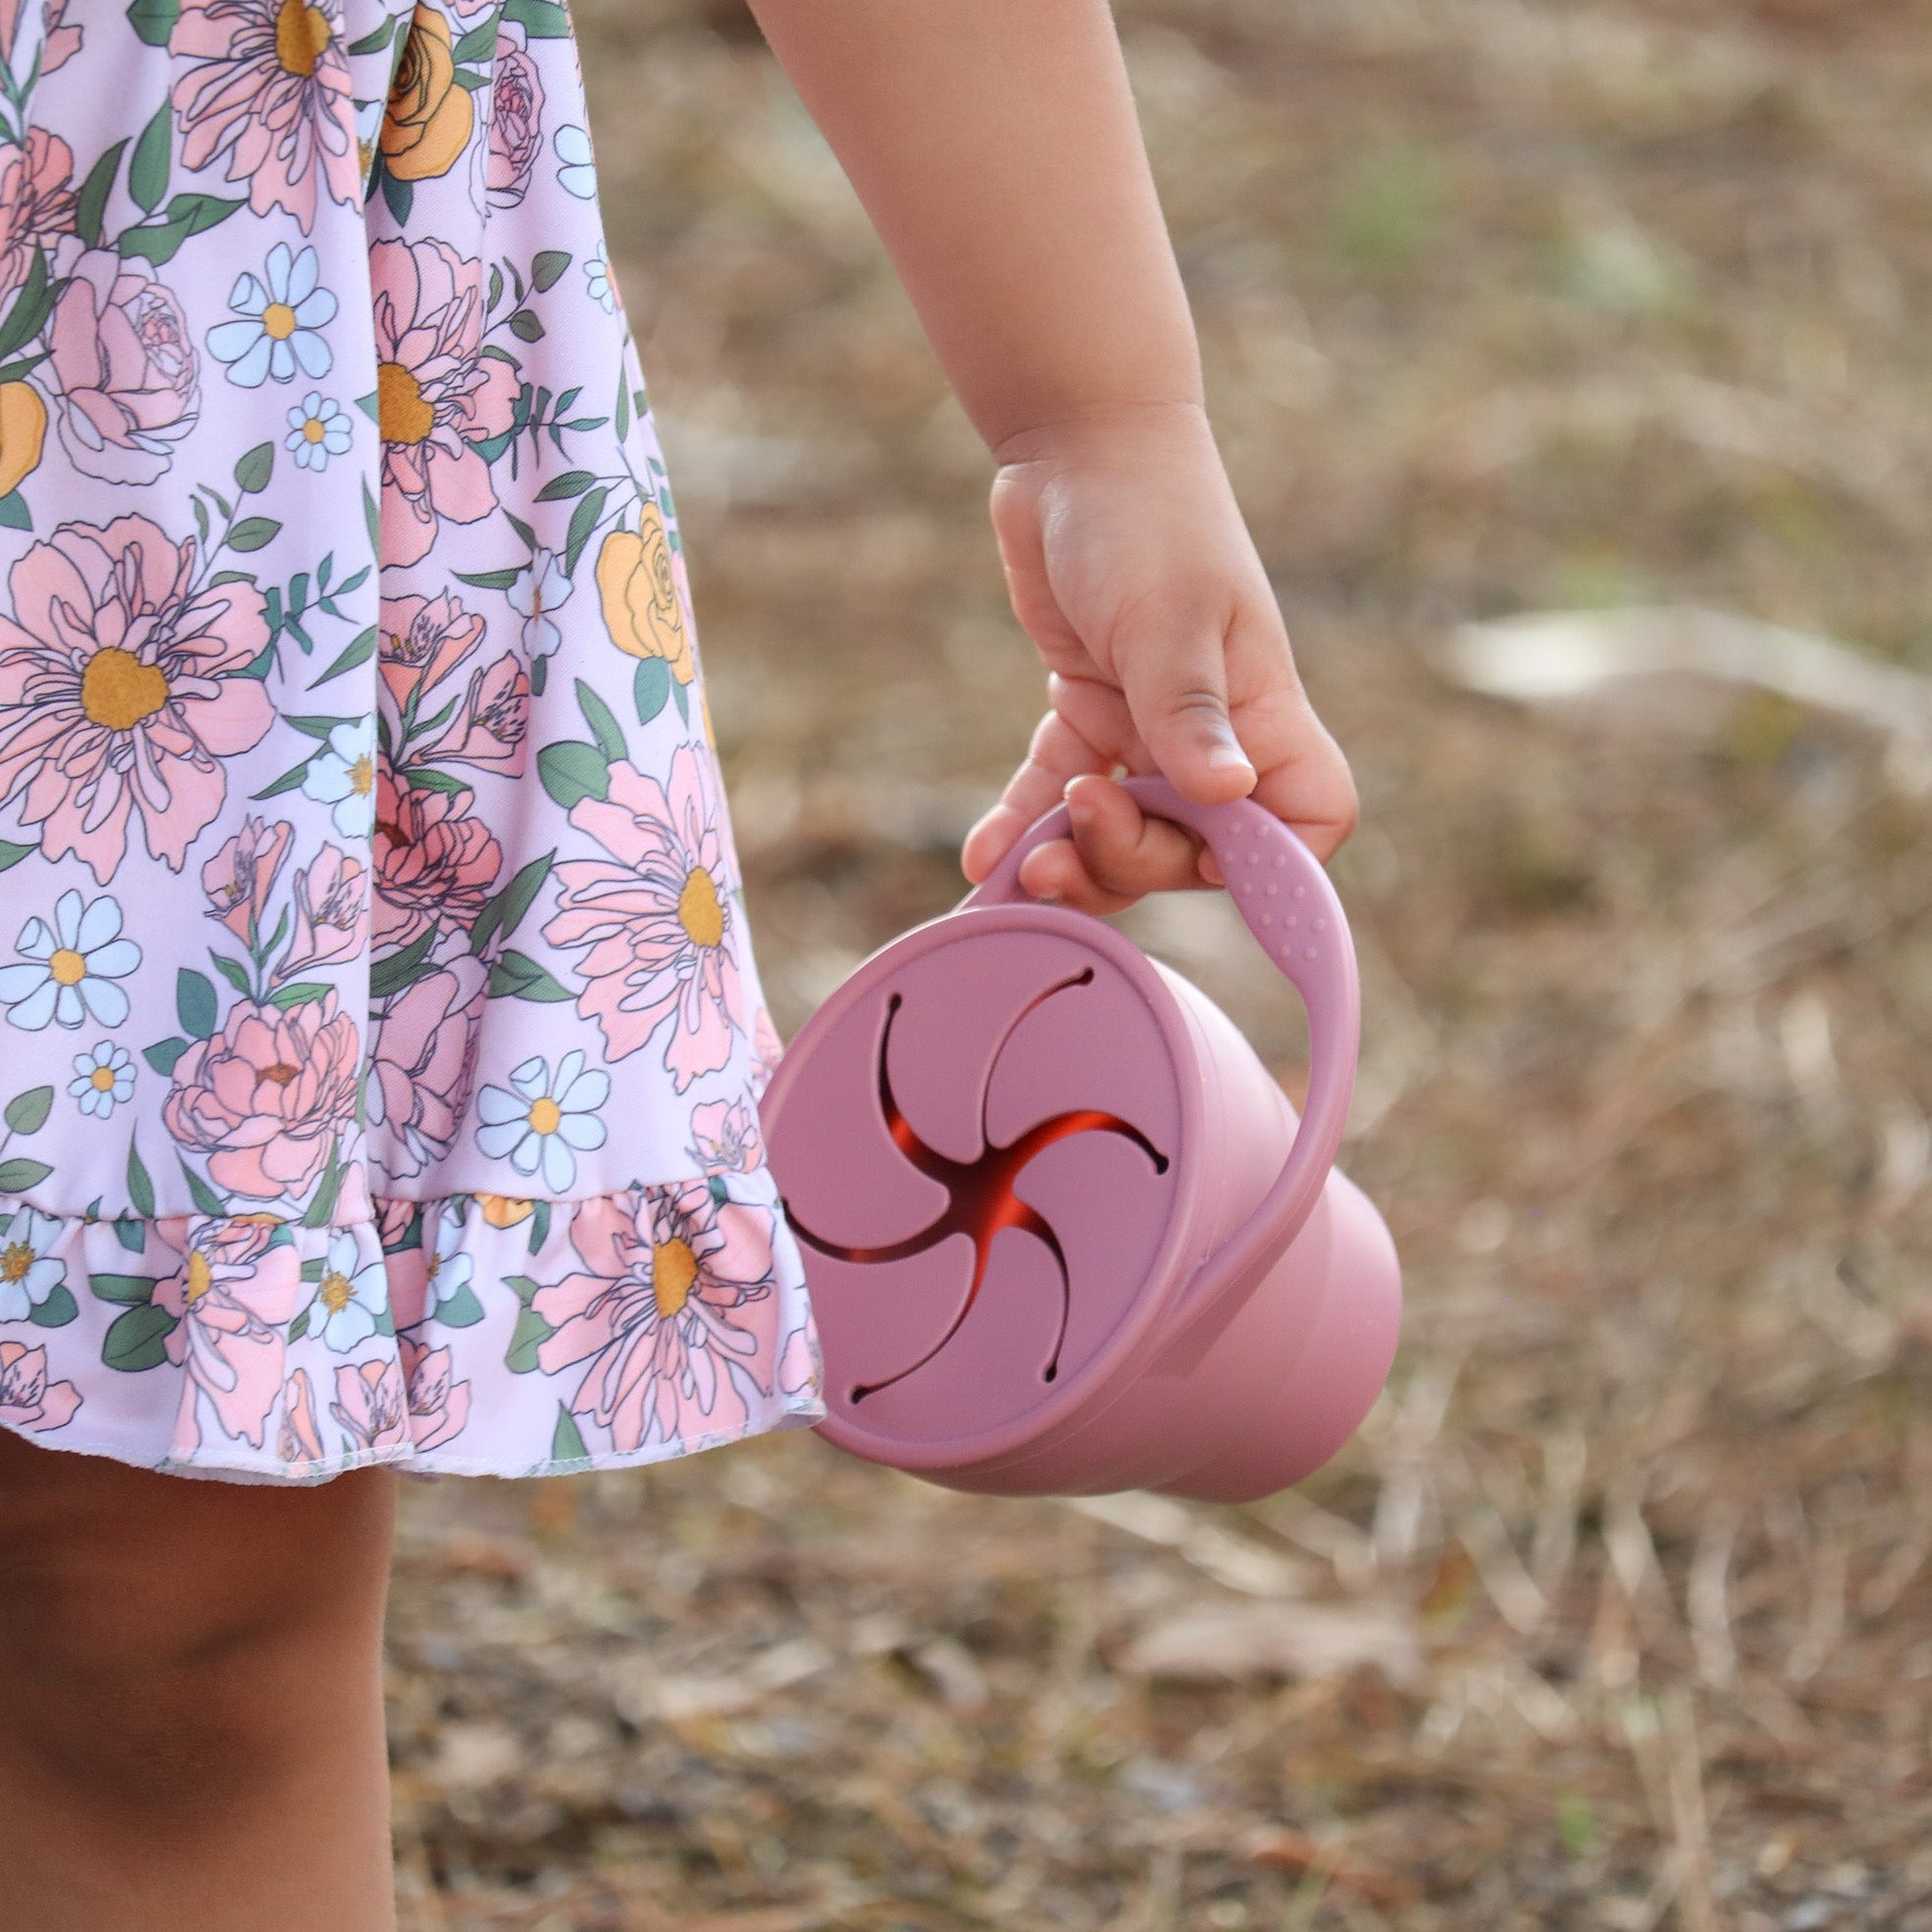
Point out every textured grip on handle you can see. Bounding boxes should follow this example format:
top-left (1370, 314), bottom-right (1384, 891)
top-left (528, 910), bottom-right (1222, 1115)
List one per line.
top-left (962, 778), bottom-right (1360, 1326)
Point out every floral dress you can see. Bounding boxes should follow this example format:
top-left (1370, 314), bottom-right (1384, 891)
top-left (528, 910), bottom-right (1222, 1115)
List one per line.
top-left (0, 0), bottom-right (823, 1480)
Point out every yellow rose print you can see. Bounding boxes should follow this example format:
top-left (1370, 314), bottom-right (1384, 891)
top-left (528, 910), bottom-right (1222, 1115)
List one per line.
top-left (380, 5), bottom-right (472, 182)
top-left (596, 504), bottom-right (694, 682)
top-left (0, 382), bottom-right (46, 499)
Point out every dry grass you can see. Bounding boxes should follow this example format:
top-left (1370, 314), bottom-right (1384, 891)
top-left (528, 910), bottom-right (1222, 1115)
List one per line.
top-left (388, 3), bottom-right (1932, 1925)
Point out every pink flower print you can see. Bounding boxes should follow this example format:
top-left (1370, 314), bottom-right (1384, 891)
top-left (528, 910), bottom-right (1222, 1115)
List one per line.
top-left (399, 1334), bottom-right (469, 1450)
top-left (202, 816), bottom-right (292, 942)
top-left (373, 767), bottom-right (502, 951)
top-left (418, 651), bottom-right (527, 774)
top-left (543, 747), bottom-right (744, 1085)
top-left (0, 0), bottom-right (82, 78)
top-left (378, 588), bottom-right (484, 713)
top-left (47, 252), bottom-right (199, 486)
top-left (778, 1324), bottom-right (819, 1400)
top-left (0, 1339), bottom-right (81, 1433)
top-left (170, 0), bottom-right (359, 234)
top-left (0, 517), bottom-right (272, 881)
top-left (370, 237), bottom-right (519, 568)
top-left (0, 127), bottom-right (73, 310)
top-left (157, 1217), bottom-right (305, 1452)
top-left (281, 843), bottom-right (368, 975)
top-left (486, 32), bottom-right (544, 208)
top-left (367, 956), bottom-right (485, 1180)
top-left (687, 1098), bottom-right (761, 1176)
top-left (750, 1004), bottom-right (784, 1096)
top-left (329, 1358), bottom-right (410, 1452)
top-left (277, 1364), bottom-right (323, 1466)
top-left (534, 1183), bottom-right (779, 1455)
top-left (162, 992), bottom-right (361, 1203)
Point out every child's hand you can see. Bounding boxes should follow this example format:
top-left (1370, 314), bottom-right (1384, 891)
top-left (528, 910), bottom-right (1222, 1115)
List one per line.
top-left (961, 404), bottom-right (1357, 913)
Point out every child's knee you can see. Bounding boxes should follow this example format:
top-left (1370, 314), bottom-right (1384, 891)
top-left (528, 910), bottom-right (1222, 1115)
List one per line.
top-left (0, 1433), bottom-right (394, 1816)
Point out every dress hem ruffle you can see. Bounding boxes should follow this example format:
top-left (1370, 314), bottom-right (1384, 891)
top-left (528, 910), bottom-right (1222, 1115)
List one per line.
top-left (0, 1173), bottom-right (824, 1487)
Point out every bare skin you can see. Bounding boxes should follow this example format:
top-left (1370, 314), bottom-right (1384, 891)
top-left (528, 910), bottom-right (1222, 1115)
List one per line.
top-left (0, 1430), bottom-right (397, 1932)
top-left (746, 0), bottom-right (1359, 906)
top-left (0, 10), bottom-right (1356, 1927)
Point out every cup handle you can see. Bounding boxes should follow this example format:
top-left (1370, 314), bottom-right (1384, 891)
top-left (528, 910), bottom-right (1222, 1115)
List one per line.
top-left (961, 777), bottom-right (1360, 1325)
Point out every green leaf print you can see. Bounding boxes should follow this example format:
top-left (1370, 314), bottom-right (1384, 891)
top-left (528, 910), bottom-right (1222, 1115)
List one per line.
top-left (0, 1158), bottom-right (52, 1193)
top-left (4, 1086), bottom-right (53, 1136)
top-left (452, 20), bottom-right (499, 62)
top-left (632, 656), bottom-right (670, 727)
top-left (314, 625), bottom-right (377, 685)
top-left (287, 1308), bottom-right (309, 1344)
top-left (0, 840), bottom-right (31, 873)
top-left (488, 950), bottom-right (573, 1003)
top-left (507, 308), bottom-right (543, 342)
top-left (73, 140), bottom-right (129, 251)
top-left (125, 0), bottom-right (181, 46)
top-left (370, 924), bottom-right (441, 1001)
top-left (537, 741), bottom-right (610, 811)
top-left (562, 485), bottom-right (608, 575)
top-left (574, 680), bottom-right (626, 763)
top-left (128, 101), bottom-right (172, 216)
top-left (233, 442), bottom-right (275, 496)
top-left (0, 494), bottom-right (27, 533)
top-left (468, 854), bottom-right (554, 956)
top-left (103, 1303), bottom-right (179, 1372)
top-left (550, 1405), bottom-right (588, 1465)
top-left (535, 469), bottom-right (596, 503)
top-left (176, 968), bottom-right (217, 1042)
top-left (344, 13), bottom-right (396, 55)
top-left (503, 0), bottom-right (570, 37)
top-left (181, 1162), bottom-right (224, 1220)
top-left (27, 1282), bottom-right (77, 1329)
top-left (125, 1143), bottom-right (156, 1219)
top-left (88, 1272), bottom-right (158, 1306)
top-left (267, 982), bottom-right (334, 1011)
top-left (504, 1302), bottom-right (555, 1374)
top-left (435, 1282), bottom-right (485, 1329)
top-left (0, 249), bottom-right (51, 363)
top-left (227, 516), bottom-right (281, 553)
top-left (118, 193), bottom-right (245, 266)
top-left (532, 250), bottom-right (571, 292)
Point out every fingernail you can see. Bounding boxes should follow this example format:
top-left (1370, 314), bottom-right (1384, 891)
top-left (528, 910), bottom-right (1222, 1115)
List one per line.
top-left (1208, 744), bottom-right (1256, 773)
top-left (1066, 791), bottom-right (1094, 823)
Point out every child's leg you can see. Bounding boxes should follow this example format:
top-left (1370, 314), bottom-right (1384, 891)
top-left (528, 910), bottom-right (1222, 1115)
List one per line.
top-left (0, 1429), bottom-right (398, 1932)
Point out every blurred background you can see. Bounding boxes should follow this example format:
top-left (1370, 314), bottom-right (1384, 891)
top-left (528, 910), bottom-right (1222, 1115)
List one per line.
top-left (389, 2), bottom-right (1932, 1925)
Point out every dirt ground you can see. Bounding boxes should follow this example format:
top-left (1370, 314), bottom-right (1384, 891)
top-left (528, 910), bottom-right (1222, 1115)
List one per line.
top-left (387, 3), bottom-right (1932, 1925)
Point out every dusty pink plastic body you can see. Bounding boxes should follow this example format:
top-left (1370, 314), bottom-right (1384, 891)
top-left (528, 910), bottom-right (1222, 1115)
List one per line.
top-left (759, 780), bottom-right (1401, 1502)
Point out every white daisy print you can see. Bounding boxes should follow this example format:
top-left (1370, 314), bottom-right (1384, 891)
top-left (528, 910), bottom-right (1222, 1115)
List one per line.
top-left (584, 248), bottom-right (616, 315)
top-left (302, 717), bottom-right (376, 837)
top-left (285, 392), bottom-right (352, 471)
top-left (506, 546), bottom-right (572, 657)
top-left (475, 1051), bottom-right (610, 1192)
top-left (68, 1042), bottom-right (135, 1118)
top-left (208, 243), bottom-right (338, 388)
top-left (554, 124), bottom-right (596, 198)
top-left (309, 1228), bottom-right (389, 1352)
top-left (0, 892), bottom-right (141, 1032)
top-left (0, 1207), bottom-right (67, 1321)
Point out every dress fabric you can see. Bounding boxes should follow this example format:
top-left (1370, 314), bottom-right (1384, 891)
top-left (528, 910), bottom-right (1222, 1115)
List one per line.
top-left (0, 0), bottom-right (823, 1480)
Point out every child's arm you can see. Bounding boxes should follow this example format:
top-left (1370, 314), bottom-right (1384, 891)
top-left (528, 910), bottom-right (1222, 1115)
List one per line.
top-left (745, 0), bottom-right (1357, 909)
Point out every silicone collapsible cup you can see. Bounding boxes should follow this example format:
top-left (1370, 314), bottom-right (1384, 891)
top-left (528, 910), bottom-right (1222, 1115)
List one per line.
top-left (760, 778), bottom-right (1400, 1502)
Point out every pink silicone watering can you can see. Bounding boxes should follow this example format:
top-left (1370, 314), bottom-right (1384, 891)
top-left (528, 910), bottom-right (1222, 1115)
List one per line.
top-left (760, 778), bottom-right (1400, 1503)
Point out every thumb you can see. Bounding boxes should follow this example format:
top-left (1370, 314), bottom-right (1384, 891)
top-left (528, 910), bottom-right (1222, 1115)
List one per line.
top-left (1117, 601), bottom-right (1257, 803)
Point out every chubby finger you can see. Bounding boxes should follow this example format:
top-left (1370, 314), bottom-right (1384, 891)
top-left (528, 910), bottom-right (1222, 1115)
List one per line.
top-left (1015, 774), bottom-right (1216, 912)
top-left (1112, 592), bottom-right (1258, 806)
top-left (961, 709), bottom-right (1111, 883)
